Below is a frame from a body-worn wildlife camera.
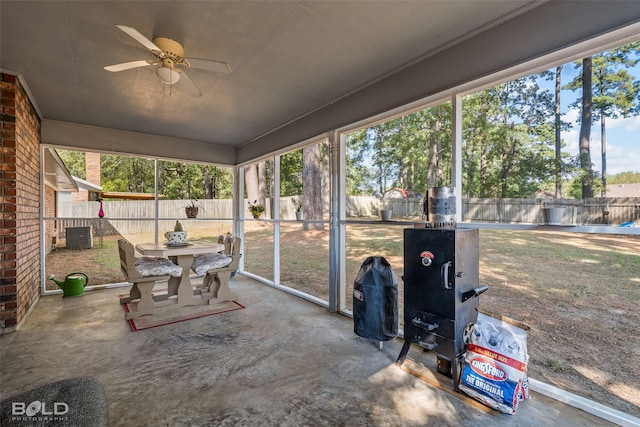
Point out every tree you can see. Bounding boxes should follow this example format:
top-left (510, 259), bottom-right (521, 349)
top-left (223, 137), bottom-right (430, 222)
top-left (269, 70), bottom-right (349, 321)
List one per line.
top-left (555, 65), bottom-right (563, 197)
top-left (280, 151), bottom-right (303, 197)
top-left (244, 164), bottom-right (260, 211)
top-left (462, 74), bottom-right (555, 198)
top-left (203, 165), bottom-right (233, 199)
top-left (346, 104), bottom-right (452, 200)
top-left (302, 144), bottom-right (324, 230)
top-left (56, 150), bottom-right (86, 179)
top-left (608, 171), bottom-right (640, 184)
top-left (102, 155), bottom-right (154, 193)
top-left (392, 106), bottom-right (451, 194)
top-left (346, 129), bottom-right (377, 196)
top-left (320, 141), bottom-right (330, 211)
top-left (565, 42), bottom-right (640, 197)
top-left (592, 43), bottom-right (640, 194)
top-left (258, 161), bottom-right (267, 212)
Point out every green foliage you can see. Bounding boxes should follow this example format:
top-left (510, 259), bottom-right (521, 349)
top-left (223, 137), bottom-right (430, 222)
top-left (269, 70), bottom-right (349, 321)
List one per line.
top-left (58, 150), bottom-right (234, 201)
top-left (346, 129), bottom-right (377, 195)
top-left (567, 165), bottom-right (603, 199)
top-left (346, 104), bottom-right (452, 197)
top-left (564, 42), bottom-right (640, 196)
top-left (159, 161), bottom-right (205, 200)
top-left (608, 171), bottom-right (640, 184)
top-left (280, 150), bottom-right (303, 196)
top-left (462, 73), bottom-right (556, 197)
top-left (158, 161), bottom-right (232, 200)
top-left (56, 150), bottom-right (86, 179)
top-left (93, 239), bottom-right (119, 270)
top-left (203, 165), bottom-right (234, 199)
top-left (550, 360), bottom-right (565, 373)
top-left (565, 42), bottom-right (640, 119)
top-left (101, 155), bottom-right (154, 193)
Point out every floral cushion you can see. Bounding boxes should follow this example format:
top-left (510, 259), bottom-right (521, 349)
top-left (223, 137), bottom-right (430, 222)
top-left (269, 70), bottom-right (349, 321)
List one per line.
top-left (134, 257), bottom-right (183, 278)
top-left (191, 253), bottom-right (233, 276)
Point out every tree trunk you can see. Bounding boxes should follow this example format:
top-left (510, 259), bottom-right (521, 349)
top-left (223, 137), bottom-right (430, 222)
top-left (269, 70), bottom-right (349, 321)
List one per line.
top-left (321, 141), bottom-right (330, 213)
top-left (555, 65), bottom-right (562, 198)
top-left (375, 130), bottom-right (385, 194)
top-left (204, 166), bottom-right (213, 199)
top-left (258, 161), bottom-right (267, 209)
top-left (426, 118), bottom-right (443, 188)
top-left (601, 114), bottom-right (607, 196)
top-left (579, 57), bottom-right (594, 199)
top-left (244, 164), bottom-right (259, 210)
top-left (268, 159), bottom-right (275, 217)
top-left (479, 146), bottom-right (488, 198)
top-left (302, 144), bottom-right (324, 230)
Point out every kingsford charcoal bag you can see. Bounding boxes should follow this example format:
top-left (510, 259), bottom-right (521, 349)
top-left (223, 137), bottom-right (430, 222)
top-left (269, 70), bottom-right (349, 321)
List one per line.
top-left (459, 313), bottom-right (530, 414)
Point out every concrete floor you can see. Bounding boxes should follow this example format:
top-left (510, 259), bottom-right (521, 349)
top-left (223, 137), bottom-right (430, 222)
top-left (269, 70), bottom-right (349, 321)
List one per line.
top-left (0, 276), bottom-right (619, 426)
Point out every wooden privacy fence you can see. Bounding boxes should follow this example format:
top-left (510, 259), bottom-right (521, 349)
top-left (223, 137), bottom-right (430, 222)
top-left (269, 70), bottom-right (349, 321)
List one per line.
top-left (54, 196), bottom-right (639, 237)
top-left (55, 199), bottom-right (234, 237)
top-left (380, 197), bottom-right (640, 225)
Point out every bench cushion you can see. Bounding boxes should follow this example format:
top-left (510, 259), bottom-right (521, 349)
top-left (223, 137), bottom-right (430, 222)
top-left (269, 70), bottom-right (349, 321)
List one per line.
top-left (191, 253), bottom-right (233, 276)
top-left (134, 257), bottom-right (183, 277)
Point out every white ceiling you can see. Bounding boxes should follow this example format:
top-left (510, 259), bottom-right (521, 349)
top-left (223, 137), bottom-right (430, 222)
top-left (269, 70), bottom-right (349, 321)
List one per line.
top-left (2, 1), bottom-right (639, 165)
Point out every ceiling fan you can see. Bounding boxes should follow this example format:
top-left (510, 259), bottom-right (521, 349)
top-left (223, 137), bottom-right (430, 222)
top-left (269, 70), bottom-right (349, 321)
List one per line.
top-left (104, 25), bottom-right (231, 97)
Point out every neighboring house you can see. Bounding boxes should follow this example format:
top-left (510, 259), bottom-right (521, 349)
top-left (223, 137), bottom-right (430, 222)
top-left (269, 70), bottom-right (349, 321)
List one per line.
top-left (533, 190), bottom-right (557, 199)
top-left (605, 183), bottom-right (640, 198)
top-left (59, 176), bottom-right (102, 203)
top-left (382, 188), bottom-right (422, 200)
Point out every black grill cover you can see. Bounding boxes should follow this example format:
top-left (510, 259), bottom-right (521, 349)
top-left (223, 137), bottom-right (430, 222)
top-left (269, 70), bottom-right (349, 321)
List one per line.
top-left (353, 256), bottom-right (398, 341)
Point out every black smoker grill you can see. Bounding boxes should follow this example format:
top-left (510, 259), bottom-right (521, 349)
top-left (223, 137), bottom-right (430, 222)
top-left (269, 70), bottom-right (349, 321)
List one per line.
top-left (396, 187), bottom-right (488, 390)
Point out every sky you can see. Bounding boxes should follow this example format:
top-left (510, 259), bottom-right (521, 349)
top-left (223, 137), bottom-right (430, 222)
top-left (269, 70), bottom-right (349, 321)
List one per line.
top-left (562, 111), bottom-right (640, 176)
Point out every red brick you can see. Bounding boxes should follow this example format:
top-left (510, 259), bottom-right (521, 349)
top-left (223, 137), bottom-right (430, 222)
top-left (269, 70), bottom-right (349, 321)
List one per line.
top-left (0, 285), bottom-right (17, 294)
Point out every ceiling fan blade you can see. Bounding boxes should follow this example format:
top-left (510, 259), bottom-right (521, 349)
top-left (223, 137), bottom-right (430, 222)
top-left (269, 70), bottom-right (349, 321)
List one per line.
top-left (177, 70), bottom-right (202, 97)
top-left (183, 58), bottom-right (232, 74)
top-left (104, 60), bottom-right (155, 72)
top-left (115, 24), bottom-right (162, 54)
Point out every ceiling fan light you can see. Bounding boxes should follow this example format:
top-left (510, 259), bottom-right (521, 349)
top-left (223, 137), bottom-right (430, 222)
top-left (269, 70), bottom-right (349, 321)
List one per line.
top-left (156, 67), bottom-right (180, 84)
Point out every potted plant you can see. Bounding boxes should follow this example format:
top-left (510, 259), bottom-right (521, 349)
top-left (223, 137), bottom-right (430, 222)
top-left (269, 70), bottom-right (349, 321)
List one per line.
top-left (248, 200), bottom-right (265, 219)
top-left (185, 199), bottom-right (202, 218)
top-left (294, 199), bottom-right (303, 221)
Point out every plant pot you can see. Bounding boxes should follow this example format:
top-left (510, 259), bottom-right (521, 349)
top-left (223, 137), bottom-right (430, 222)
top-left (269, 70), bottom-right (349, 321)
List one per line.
top-left (185, 207), bottom-right (199, 218)
top-left (380, 209), bottom-right (392, 221)
top-left (295, 211), bottom-right (303, 221)
top-left (252, 214), bottom-right (261, 219)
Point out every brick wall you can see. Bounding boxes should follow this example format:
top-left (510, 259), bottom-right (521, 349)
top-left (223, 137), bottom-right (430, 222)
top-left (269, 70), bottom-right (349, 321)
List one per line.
top-left (44, 185), bottom-right (56, 253)
top-left (85, 152), bottom-right (100, 186)
top-left (1, 73), bottom-right (41, 330)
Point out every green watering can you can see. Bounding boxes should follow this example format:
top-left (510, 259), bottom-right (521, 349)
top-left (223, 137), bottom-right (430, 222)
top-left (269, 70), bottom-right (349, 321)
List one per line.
top-left (49, 272), bottom-right (89, 297)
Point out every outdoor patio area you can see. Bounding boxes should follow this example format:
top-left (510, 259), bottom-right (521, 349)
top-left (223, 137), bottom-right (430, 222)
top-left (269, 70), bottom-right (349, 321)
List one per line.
top-left (0, 276), bottom-right (622, 426)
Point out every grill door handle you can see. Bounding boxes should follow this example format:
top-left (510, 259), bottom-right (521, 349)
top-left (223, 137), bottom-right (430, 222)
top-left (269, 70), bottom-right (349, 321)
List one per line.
top-left (442, 261), bottom-right (452, 289)
top-left (412, 318), bottom-right (439, 331)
